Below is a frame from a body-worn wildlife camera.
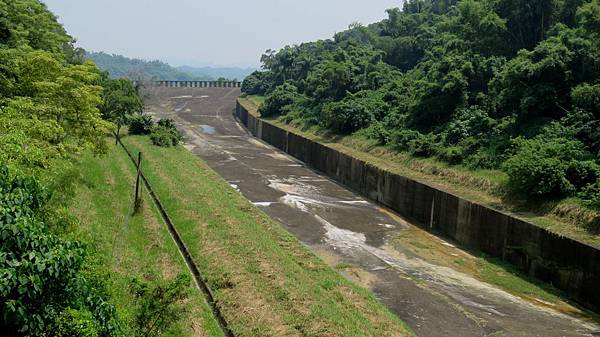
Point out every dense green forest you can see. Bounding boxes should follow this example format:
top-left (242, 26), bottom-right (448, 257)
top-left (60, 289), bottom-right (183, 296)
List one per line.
top-left (0, 1), bottom-right (146, 335)
top-left (86, 51), bottom-right (213, 81)
top-left (243, 0), bottom-right (600, 209)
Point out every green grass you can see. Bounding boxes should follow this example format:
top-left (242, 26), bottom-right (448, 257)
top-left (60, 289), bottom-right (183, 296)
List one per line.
top-left (70, 143), bottom-right (225, 337)
top-left (476, 257), bottom-right (558, 303)
top-left (121, 135), bottom-right (414, 337)
top-left (240, 93), bottom-right (265, 109)
top-left (238, 96), bottom-right (600, 247)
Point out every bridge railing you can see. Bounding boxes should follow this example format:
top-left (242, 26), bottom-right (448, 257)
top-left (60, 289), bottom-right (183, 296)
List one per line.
top-left (153, 80), bottom-right (242, 88)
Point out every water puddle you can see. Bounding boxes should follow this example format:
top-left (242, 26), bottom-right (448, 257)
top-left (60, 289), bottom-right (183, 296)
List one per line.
top-left (199, 125), bottom-right (216, 135)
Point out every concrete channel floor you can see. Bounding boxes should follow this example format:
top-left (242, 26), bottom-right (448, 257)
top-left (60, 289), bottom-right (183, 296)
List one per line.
top-left (144, 86), bottom-right (600, 337)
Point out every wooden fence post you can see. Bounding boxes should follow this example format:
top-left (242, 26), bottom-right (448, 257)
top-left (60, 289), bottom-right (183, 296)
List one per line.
top-left (134, 152), bottom-right (142, 212)
top-left (115, 123), bottom-right (121, 146)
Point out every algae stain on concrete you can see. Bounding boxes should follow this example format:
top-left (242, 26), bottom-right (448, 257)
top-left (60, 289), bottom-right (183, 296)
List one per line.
top-left (383, 207), bottom-right (600, 323)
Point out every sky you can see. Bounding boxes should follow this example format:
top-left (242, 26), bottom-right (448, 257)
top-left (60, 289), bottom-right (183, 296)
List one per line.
top-left (42, 0), bottom-right (403, 68)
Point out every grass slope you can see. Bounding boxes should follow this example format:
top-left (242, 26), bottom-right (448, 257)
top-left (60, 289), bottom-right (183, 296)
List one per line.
top-left (71, 143), bottom-right (225, 337)
top-left (238, 96), bottom-right (600, 247)
top-left (121, 135), bottom-right (413, 337)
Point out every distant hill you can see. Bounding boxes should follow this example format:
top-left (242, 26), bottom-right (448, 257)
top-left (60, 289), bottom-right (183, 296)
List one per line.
top-left (86, 51), bottom-right (255, 81)
top-left (177, 65), bottom-right (256, 81)
top-left (86, 51), bottom-right (212, 81)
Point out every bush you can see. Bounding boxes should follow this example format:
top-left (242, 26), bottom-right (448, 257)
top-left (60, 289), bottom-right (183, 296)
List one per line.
top-left (438, 146), bottom-right (465, 165)
top-left (389, 129), bottom-right (421, 152)
top-left (572, 83), bottom-right (600, 118)
top-left (408, 133), bottom-right (438, 157)
top-left (502, 137), bottom-right (593, 198)
top-left (322, 90), bottom-right (389, 134)
top-left (55, 309), bottom-right (100, 337)
top-left (0, 166), bottom-right (119, 336)
top-left (579, 181), bottom-right (600, 209)
top-left (464, 150), bottom-right (498, 169)
top-left (150, 119), bottom-right (183, 147)
top-left (130, 273), bottom-right (191, 337)
top-left (362, 121), bottom-right (391, 145)
top-left (129, 114), bottom-right (154, 135)
top-left (259, 83), bottom-right (300, 117)
top-left (445, 106), bottom-right (494, 145)
top-left (241, 71), bottom-right (273, 95)
top-left (156, 118), bottom-right (176, 129)
top-left (566, 160), bottom-right (600, 189)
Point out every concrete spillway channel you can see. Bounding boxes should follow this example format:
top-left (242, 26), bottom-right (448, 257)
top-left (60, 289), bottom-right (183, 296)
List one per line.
top-left (143, 86), bottom-right (600, 337)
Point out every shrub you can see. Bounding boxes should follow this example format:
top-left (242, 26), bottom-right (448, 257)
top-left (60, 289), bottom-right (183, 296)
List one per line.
top-left (566, 160), bottom-right (600, 189)
top-left (445, 106), bottom-right (494, 144)
top-left (129, 114), bottom-right (154, 135)
top-left (389, 129), bottom-right (421, 152)
top-left (150, 127), bottom-right (182, 147)
top-left (130, 273), bottom-right (191, 337)
top-left (150, 119), bottom-right (183, 147)
top-left (465, 150), bottom-right (498, 169)
top-left (406, 132), bottom-right (438, 157)
top-left (322, 90), bottom-right (389, 134)
top-left (259, 83), bottom-right (300, 117)
top-left (438, 146), bottom-right (465, 165)
top-left (0, 166), bottom-right (119, 336)
top-left (502, 137), bottom-right (592, 198)
top-left (388, 128), bottom-right (440, 157)
top-left (579, 181), bottom-right (600, 209)
top-left (362, 122), bottom-right (391, 145)
top-left (572, 83), bottom-right (600, 118)
top-left (55, 309), bottom-right (100, 337)
top-left (241, 71), bottom-right (273, 95)
top-left (157, 118), bottom-right (176, 129)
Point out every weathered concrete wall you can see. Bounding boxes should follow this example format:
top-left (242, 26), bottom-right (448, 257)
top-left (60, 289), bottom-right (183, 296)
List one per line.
top-left (236, 101), bottom-right (600, 309)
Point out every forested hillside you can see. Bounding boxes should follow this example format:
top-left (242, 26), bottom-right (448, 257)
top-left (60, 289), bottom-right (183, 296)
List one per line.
top-left (0, 1), bottom-right (142, 335)
top-left (176, 65), bottom-right (255, 81)
top-left (86, 51), bottom-right (212, 81)
top-left (243, 0), bottom-right (600, 211)
top-left (87, 52), bottom-right (254, 81)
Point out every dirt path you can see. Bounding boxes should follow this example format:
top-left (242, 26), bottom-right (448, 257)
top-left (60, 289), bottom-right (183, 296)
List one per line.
top-left (143, 86), bottom-right (600, 337)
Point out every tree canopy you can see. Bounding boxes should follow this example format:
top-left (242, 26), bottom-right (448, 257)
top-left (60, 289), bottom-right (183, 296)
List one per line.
top-left (243, 0), bottom-right (600, 206)
top-left (0, 1), bottom-right (142, 335)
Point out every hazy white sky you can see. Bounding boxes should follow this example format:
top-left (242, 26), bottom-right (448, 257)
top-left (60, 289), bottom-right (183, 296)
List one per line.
top-left (43, 0), bottom-right (403, 68)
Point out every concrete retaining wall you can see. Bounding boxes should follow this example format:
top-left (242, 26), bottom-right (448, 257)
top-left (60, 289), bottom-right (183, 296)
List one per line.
top-left (236, 101), bottom-right (600, 309)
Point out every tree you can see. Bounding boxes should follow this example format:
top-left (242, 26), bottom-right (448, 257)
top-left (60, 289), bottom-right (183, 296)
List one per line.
top-left (244, 0), bottom-right (600, 206)
top-left (100, 77), bottom-right (143, 141)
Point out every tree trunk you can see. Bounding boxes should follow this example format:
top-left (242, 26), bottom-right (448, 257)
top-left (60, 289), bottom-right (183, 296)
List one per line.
top-left (116, 122), bottom-right (121, 145)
